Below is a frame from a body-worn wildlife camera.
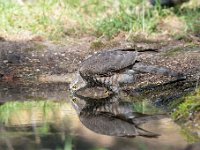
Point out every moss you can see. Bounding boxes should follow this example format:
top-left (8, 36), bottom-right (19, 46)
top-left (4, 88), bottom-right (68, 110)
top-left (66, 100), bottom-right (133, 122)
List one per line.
top-left (172, 89), bottom-right (200, 121)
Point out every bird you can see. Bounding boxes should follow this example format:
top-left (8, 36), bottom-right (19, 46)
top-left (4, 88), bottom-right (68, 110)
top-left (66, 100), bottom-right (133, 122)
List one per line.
top-left (71, 94), bottom-right (167, 137)
top-left (70, 48), bottom-right (185, 93)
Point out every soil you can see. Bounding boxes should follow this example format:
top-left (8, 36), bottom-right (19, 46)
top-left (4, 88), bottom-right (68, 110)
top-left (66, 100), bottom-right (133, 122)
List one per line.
top-left (0, 35), bottom-right (199, 84)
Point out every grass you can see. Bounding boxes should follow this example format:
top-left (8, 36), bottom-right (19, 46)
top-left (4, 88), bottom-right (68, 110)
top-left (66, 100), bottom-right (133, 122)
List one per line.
top-left (0, 0), bottom-right (199, 41)
top-left (172, 89), bottom-right (200, 121)
top-left (96, 1), bottom-right (200, 38)
top-left (167, 88), bottom-right (200, 143)
top-left (180, 127), bottom-right (200, 143)
top-left (176, 7), bottom-right (200, 34)
top-left (95, 1), bottom-right (166, 38)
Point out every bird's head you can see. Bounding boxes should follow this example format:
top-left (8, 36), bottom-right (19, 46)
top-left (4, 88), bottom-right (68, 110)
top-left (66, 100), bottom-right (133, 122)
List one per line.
top-left (71, 96), bottom-right (86, 114)
top-left (70, 73), bottom-right (87, 93)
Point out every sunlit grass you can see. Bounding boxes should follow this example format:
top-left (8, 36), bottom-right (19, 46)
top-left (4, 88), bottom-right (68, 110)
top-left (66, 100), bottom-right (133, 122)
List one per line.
top-left (0, 0), bottom-right (199, 40)
top-left (96, 0), bottom-right (200, 38)
top-left (0, 0), bottom-right (73, 40)
top-left (95, 1), bottom-right (169, 38)
top-left (0, 0), bottom-right (115, 40)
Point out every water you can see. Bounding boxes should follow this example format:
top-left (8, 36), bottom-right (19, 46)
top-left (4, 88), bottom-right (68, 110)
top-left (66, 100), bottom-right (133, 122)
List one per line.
top-left (0, 82), bottom-right (192, 150)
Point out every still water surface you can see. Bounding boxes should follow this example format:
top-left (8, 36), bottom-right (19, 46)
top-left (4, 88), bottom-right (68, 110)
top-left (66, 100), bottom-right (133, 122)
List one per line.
top-left (0, 83), bottom-right (190, 150)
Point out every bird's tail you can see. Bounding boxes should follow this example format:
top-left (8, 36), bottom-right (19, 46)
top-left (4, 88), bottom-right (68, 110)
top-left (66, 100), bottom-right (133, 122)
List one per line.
top-left (136, 126), bottom-right (160, 137)
top-left (131, 114), bottom-right (167, 125)
top-left (132, 62), bottom-right (186, 79)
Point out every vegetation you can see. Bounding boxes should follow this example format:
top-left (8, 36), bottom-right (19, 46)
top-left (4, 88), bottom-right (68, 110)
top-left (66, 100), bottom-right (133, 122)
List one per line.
top-left (172, 89), bottom-right (200, 121)
top-left (0, 0), bottom-right (199, 148)
top-left (0, 0), bottom-right (199, 40)
top-left (181, 127), bottom-right (200, 143)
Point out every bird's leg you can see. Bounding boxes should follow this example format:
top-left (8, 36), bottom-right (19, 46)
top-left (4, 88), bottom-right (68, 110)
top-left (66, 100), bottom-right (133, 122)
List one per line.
top-left (132, 62), bottom-right (186, 80)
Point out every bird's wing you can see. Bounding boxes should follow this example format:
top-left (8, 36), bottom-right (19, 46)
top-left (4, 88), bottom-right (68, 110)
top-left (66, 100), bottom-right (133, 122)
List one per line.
top-left (79, 112), bottom-right (159, 137)
top-left (79, 49), bottom-right (138, 76)
top-left (83, 100), bottom-right (167, 127)
top-left (95, 103), bottom-right (167, 126)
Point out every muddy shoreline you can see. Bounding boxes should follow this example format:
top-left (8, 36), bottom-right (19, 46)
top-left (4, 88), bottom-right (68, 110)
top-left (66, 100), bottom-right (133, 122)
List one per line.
top-left (0, 38), bottom-right (199, 84)
top-left (0, 37), bottom-right (199, 141)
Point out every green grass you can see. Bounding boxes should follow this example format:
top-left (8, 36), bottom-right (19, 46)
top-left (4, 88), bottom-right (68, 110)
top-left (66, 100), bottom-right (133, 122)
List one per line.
top-left (0, 0), bottom-right (199, 40)
top-left (180, 127), bottom-right (200, 143)
top-left (179, 8), bottom-right (200, 34)
top-left (172, 89), bottom-right (200, 121)
top-left (95, 1), bottom-right (168, 38)
top-left (0, 0), bottom-right (70, 40)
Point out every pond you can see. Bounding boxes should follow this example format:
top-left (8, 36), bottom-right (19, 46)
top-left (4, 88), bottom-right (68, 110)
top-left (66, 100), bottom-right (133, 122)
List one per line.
top-left (0, 82), bottom-right (194, 150)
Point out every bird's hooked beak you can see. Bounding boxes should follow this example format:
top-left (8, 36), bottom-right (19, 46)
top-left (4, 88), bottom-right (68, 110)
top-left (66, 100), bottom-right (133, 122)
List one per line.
top-left (70, 96), bottom-right (86, 114)
top-left (70, 73), bottom-right (87, 92)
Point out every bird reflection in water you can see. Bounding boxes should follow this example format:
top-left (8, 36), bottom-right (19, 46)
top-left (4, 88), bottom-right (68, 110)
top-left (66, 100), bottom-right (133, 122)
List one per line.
top-left (71, 87), bottom-right (166, 138)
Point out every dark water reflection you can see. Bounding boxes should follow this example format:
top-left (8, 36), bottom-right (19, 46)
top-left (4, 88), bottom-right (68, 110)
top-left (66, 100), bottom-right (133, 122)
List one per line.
top-left (0, 82), bottom-right (194, 150)
top-left (72, 93), bottom-right (167, 137)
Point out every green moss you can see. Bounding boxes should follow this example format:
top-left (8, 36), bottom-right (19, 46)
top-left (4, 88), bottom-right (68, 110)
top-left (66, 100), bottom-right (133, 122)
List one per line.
top-left (172, 89), bottom-right (200, 121)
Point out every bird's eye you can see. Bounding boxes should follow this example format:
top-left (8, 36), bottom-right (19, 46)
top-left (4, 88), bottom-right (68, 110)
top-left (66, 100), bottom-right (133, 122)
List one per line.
top-left (72, 85), bottom-right (77, 90)
top-left (72, 98), bottom-right (77, 102)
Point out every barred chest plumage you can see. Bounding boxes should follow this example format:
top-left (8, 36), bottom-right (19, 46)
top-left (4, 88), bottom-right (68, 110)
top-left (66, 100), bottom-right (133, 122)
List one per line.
top-left (83, 101), bottom-right (132, 117)
top-left (81, 72), bottom-right (135, 87)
